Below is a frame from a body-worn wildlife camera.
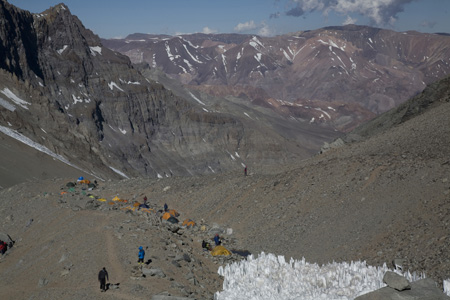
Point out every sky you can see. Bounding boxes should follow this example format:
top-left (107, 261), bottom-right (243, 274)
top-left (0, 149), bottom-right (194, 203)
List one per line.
top-left (6, 0), bottom-right (450, 39)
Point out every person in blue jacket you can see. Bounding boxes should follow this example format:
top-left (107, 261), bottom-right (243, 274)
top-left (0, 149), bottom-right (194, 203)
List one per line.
top-left (214, 234), bottom-right (221, 246)
top-left (138, 246), bottom-right (145, 264)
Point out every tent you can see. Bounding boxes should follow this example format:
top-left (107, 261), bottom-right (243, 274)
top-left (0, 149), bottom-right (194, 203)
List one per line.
top-left (162, 212), bottom-right (171, 220)
top-left (182, 219), bottom-right (195, 228)
top-left (168, 209), bottom-right (180, 217)
top-left (120, 206), bottom-right (136, 211)
top-left (211, 245), bottom-right (231, 256)
top-left (140, 208), bottom-right (154, 214)
top-left (167, 216), bottom-right (179, 224)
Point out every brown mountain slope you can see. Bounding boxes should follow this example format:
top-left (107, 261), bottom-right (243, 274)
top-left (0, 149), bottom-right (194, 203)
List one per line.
top-left (104, 26), bottom-right (450, 130)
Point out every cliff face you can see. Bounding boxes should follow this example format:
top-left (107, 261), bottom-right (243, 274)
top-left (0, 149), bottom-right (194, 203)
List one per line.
top-left (0, 2), bottom-right (239, 179)
top-left (0, 2), bottom-right (334, 182)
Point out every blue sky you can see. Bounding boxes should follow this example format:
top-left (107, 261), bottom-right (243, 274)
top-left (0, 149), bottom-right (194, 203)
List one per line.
top-left (8, 0), bottom-right (450, 39)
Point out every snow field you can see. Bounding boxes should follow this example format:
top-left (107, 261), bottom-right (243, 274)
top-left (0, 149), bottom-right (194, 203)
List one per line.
top-left (215, 252), bottom-right (424, 300)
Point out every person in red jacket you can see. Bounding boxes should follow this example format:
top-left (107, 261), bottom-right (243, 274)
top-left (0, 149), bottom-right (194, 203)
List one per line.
top-left (0, 241), bottom-right (6, 255)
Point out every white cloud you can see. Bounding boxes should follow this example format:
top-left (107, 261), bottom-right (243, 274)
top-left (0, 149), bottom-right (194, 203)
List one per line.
top-left (234, 20), bottom-right (274, 36)
top-left (342, 15), bottom-right (357, 25)
top-left (421, 20), bottom-right (437, 29)
top-left (234, 20), bottom-right (258, 32)
top-left (202, 26), bottom-right (218, 34)
top-left (287, 0), bottom-right (415, 26)
top-left (258, 23), bottom-right (274, 37)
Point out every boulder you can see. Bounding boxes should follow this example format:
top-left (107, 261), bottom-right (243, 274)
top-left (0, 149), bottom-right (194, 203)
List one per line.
top-left (383, 271), bottom-right (411, 291)
top-left (142, 267), bottom-right (166, 278)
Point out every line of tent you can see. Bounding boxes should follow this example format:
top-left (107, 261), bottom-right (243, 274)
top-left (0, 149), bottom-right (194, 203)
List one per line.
top-left (62, 182), bottom-right (232, 256)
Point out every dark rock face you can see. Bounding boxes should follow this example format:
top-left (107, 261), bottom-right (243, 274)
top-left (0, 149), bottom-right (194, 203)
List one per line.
top-left (103, 25), bottom-right (450, 131)
top-left (1, 1), bottom-right (334, 184)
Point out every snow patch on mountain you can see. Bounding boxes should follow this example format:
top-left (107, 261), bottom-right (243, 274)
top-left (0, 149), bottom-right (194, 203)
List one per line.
top-left (89, 46), bottom-right (102, 56)
top-left (108, 81), bottom-right (124, 92)
top-left (57, 45), bottom-right (68, 54)
top-left (1, 88), bottom-right (30, 110)
top-left (189, 92), bottom-right (206, 105)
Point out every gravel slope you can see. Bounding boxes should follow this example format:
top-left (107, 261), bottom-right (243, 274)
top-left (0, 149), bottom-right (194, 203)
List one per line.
top-left (0, 77), bottom-right (449, 298)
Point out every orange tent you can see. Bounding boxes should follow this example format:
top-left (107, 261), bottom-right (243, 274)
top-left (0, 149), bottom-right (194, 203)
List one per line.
top-left (182, 219), bottom-right (195, 228)
top-left (168, 209), bottom-right (179, 217)
top-left (162, 212), bottom-right (171, 220)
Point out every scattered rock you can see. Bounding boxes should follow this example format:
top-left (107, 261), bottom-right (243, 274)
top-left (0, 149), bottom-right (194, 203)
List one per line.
top-left (38, 278), bottom-right (49, 287)
top-left (383, 271), bottom-right (411, 291)
top-left (142, 267), bottom-right (166, 278)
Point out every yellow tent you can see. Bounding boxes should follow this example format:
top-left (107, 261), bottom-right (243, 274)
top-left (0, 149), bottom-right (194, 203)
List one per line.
top-left (112, 196), bottom-right (121, 201)
top-left (211, 245), bottom-right (231, 256)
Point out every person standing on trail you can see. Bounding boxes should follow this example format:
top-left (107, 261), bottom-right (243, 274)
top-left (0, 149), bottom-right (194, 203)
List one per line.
top-left (214, 233), bottom-right (221, 246)
top-left (138, 246), bottom-right (145, 265)
top-left (0, 240), bottom-right (6, 255)
top-left (98, 267), bottom-right (109, 292)
top-left (164, 203), bottom-right (168, 212)
top-left (244, 166), bottom-right (247, 176)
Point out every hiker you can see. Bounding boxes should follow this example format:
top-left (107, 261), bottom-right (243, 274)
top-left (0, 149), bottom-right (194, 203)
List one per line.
top-left (214, 233), bottom-right (221, 246)
top-left (244, 166), bottom-right (247, 176)
top-left (0, 240), bottom-right (6, 255)
top-left (98, 267), bottom-right (109, 292)
top-left (202, 240), bottom-right (212, 251)
top-left (143, 196), bottom-right (148, 205)
top-left (164, 203), bottom-right (168, 212)
top-left (138, 200), bottom-right (149, 210)
top-left (138, 246), bottom-right (145, 264)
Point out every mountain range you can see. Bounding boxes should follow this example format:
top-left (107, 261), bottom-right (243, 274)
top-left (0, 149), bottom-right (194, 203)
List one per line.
top-left (103, 26), bottom-right (450, 131)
